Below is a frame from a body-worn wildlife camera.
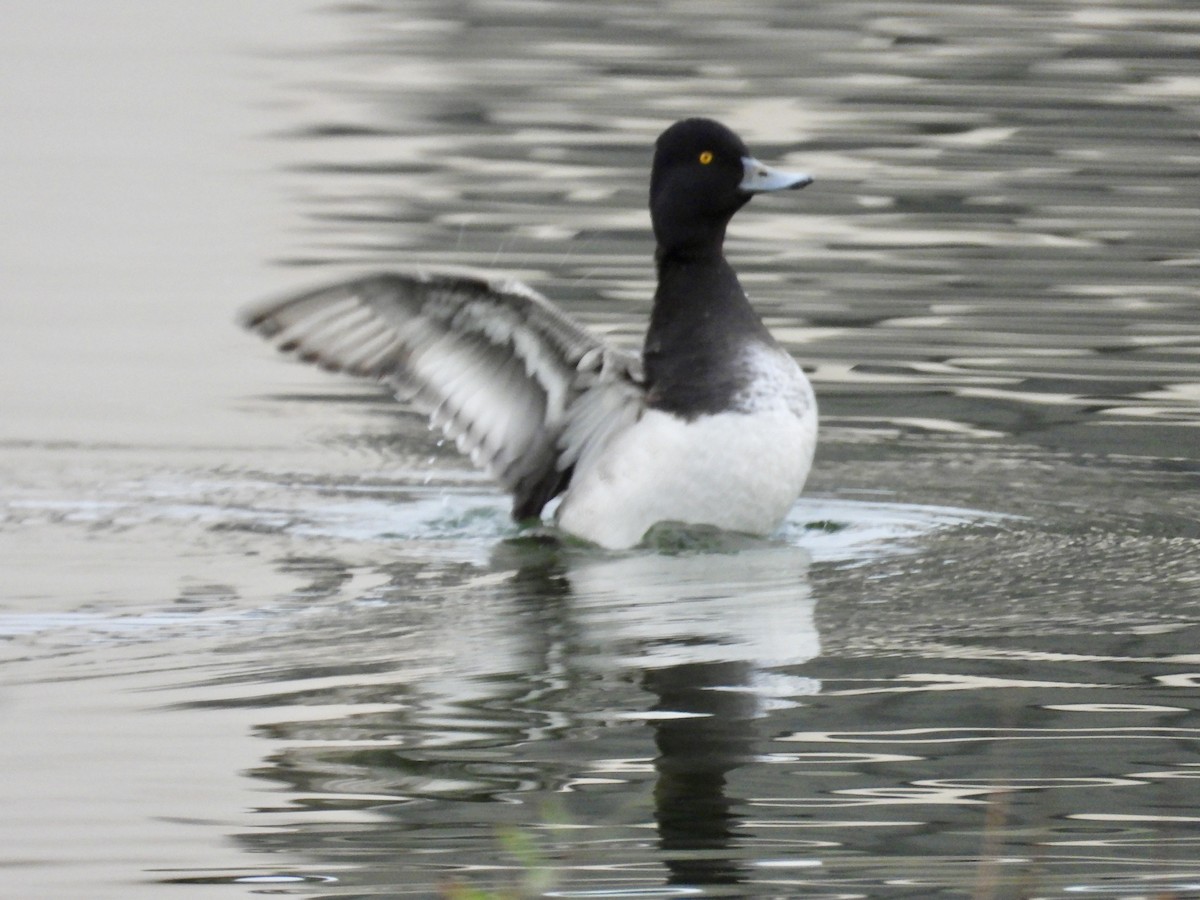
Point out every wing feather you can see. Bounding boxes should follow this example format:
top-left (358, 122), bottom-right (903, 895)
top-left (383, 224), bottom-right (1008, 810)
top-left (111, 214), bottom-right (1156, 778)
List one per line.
top-left (240, 271), bottom-right (643, 519)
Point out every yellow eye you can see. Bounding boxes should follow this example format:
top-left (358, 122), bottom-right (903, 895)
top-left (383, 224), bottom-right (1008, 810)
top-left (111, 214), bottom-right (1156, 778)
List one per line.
top-left (698, 151), bottom-right (713, 165)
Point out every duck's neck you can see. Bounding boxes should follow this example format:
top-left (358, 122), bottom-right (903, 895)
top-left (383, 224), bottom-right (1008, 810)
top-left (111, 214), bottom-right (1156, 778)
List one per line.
top-left (642, 249), bottom-right (772, 418)
top-left (650, 247), bottom-right (742, 317)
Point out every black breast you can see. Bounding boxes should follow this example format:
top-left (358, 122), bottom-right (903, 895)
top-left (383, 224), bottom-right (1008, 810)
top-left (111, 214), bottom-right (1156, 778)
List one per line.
top-left (642, 256), bottom-right (774, 420)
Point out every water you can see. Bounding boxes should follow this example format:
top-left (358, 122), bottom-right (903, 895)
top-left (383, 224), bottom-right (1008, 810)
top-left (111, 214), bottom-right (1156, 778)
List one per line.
top-left (2, 1), bottom-right (1199, 897)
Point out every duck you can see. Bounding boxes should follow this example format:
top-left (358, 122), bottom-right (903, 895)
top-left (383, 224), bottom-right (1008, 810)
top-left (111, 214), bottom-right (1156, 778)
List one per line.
top-left (241, 117), bottom-right (817, 549)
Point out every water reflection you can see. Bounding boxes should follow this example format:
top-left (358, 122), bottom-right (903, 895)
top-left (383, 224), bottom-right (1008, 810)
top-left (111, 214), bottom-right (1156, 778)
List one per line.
top-left (206, 540), bottom-right (817, 894)
top-left (565, 547), bottom-right (817, 889)
top-left (173, 517), bottom-right (1200, 896)
top-left (650, 660), bottom-right (757, 888)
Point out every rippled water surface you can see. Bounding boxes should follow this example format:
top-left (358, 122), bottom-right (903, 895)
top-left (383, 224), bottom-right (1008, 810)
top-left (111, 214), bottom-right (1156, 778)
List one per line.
top-left (3, 2), bottom-right (1200, 898)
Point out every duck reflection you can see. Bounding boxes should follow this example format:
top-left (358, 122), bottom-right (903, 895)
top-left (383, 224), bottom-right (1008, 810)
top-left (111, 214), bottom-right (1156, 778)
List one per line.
top-left (221, 538), bottom-right (818, 893)
top-left (559, 544), bottom-right (819, 888)
top-left (649, 659), bottom-right (754, 886)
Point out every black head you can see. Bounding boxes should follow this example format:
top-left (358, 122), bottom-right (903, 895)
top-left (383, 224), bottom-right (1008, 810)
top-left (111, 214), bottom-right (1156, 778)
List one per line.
top-left (649, 118), bottom-right (812, 258)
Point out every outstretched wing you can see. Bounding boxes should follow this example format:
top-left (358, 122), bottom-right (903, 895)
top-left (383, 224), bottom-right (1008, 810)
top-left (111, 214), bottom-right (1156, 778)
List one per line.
top-left (240, 271), bottom-right (643, 518)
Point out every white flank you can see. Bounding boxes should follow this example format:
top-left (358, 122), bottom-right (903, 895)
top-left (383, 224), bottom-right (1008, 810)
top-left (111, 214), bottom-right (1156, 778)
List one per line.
top-left (556, 400), bottom-right (818, 550)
